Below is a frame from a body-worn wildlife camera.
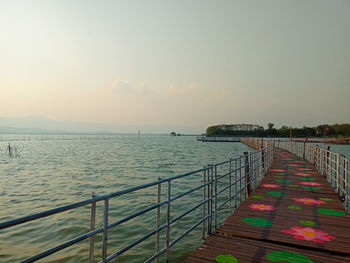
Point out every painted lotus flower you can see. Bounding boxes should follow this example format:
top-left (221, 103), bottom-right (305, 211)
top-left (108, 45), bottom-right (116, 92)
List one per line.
top-left (286, 164), bottom-right (299, 167)
top-left (282, 226), bottom-right (335, 243)
top-left (262, 184), bottom-right (280, 188)
top-left (270, 169), bottom-right (286, 172)
top-left (299, 182), bottom-right (320, 186)
top-left (293, 198), bottom-right (326, 205)
top-left (249, 203), bottom-right (276, 211)
top-left (297, 168), bottom-right (313, 171)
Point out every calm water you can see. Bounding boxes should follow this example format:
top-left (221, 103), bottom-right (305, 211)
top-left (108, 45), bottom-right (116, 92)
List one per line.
top-left (0, 134), bottom-right (252, 263)
top-left (319, 143), bottom-right (350, 159)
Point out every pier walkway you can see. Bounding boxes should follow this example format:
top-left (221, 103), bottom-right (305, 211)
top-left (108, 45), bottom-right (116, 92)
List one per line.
top-left (184, 148), bottom-right (350, 262)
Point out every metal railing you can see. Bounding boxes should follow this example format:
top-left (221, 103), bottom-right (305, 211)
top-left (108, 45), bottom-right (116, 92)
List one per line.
top-left (241, 137), bottom-right (350, 214)
top-left (240, 137), bottom-right (350, 214)
top-left (276, 140), bottom-right (350, 213)
top-left (0, 146), bottom-right (273, 263)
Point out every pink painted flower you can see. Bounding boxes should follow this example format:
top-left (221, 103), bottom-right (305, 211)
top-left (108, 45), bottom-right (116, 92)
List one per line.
top-left (294, 173), bottom-right (312, 176)
top-left (282, 226), bottom-right (335, 243)
top-left (249, 203), bottom-right (276, 211)
top-left (287, 164), bottom-right (299, 167)
top-left (293, 198), bottom-right (326, 205)
top-left (297, 168), bottom-right (313, 171)
top-left (270, 169), bottom-right (286, 172)
top-left (262, 184), bottom-right (280, 188)
top-left (299, 182), bottom-right (321, 186)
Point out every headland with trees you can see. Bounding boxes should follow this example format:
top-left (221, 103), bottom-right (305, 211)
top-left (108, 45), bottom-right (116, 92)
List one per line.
top-left (206, 123), bottom-right (350, 139)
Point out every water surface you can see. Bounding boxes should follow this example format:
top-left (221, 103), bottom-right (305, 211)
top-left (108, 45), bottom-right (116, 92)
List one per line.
top-left (0, 134), bottom-right (252, 262)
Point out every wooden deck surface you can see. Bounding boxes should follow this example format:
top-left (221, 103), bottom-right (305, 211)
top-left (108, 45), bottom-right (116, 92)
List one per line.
top-left (184, 148), bottom-right (350, 263)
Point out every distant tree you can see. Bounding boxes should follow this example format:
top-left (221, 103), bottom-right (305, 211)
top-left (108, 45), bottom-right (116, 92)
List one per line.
top-left (206, 123), bottom-right (350, 138)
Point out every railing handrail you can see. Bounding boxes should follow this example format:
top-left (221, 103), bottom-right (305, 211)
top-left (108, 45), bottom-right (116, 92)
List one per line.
top-left (0, 166), bottom-right (207, 230)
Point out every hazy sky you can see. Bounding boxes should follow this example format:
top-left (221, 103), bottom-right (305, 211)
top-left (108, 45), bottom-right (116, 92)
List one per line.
top-left (1, 0), bottom-right (349, 133)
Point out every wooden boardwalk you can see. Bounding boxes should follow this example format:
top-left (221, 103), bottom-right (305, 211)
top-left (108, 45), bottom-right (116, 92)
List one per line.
top-left (184, 148), bottom-right (350, 263)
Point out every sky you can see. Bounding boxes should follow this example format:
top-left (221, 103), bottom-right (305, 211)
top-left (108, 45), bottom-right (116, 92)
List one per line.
top-left (1, 0), bottom-right (349, 133)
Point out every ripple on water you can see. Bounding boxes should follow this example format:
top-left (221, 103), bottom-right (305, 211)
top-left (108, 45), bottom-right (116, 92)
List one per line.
top-left (0, 135), bottom-right (255, 262)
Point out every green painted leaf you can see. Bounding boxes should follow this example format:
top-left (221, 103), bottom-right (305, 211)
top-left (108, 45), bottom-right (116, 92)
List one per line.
top-left (277, 172), bottom-right (288, 175)
top-left (288, 205), bottom-right (301, 210)
top-left (288, 185), bottom-right (298, 187)
top-left (319, 198), bottom-right (332, 201)
top-left (276, 179), bottom-right (290, 183)
top-left (302, 186), bottom-right (321, 190)
top-left (216, 254), bottom-right (238, 263)
top-left (266, 250), bottom-right (313, 263)
top-left (299, 178), bottom-right (315, 181)
top-left (242, 217), bottom-right (273, 227)
top-left (317, 208), bottom-right (346, 216)
top-left (267, 191), bottom-right (285, 197)
top-left (299, 220), bottom-right (316, 226)
top-left (252, 195), bottom-right (264, 199)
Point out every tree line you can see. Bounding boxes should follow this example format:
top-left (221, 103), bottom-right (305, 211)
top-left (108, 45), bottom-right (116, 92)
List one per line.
top-left (206, 123), bottom-right (350, 138)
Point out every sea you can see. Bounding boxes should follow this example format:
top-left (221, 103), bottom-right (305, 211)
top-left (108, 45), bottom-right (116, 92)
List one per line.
top-left (0, 134), bottom-right (254, 263)
top-left (1, 134), bottom-right (349, 263)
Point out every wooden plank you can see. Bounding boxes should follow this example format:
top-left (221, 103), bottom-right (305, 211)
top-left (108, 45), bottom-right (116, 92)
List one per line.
top-left (184, 149), bottom-right (350, 262)
top-left (184, 235), bottom-right (350, 263)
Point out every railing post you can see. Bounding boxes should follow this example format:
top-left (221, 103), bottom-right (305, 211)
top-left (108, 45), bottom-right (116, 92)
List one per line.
top-left (302, 141), bottom-right (306, 159)
top-left (312, 145), bottom-right (317, 167)
top-left (261, 147), bottom-right (265, 178)
top-left (102, 199), bottom-right (109, 263)
top-left (336, 153), bottom-right (340, 193)
top-left (214, 165), bottom-right (218, 230)
top-left (239, 156), bottom-right (242, 202)
top-left (229, 159), bottom-right (232, 212)
top-left (155, 178), bottom-right (161, 262)
top-left (320, 148), bottom-right (324, 175)
top-left (319, 146), bottom-right (322, 170)
top-left (89, 193), bottom-right (97, 263)
top-left (202, 169), bottom-right (207, 240)
top-left (166, 181), bottom-right (171, 263)
top-left (208, 165), bottom-right (213, 235)
top-left (289, 141), bottom-right (292, 153)
top-left (234, 159), bottom-right (238, 209)
top-left (330, 152), bottom-right (334, 186)
top-left (243, 152), bottom-right (250, 198)
top-left (340, 155), bottom-right (346, 201)
top-left (325, 146), bottom-right (330, 178)
top-left (346, 159), bottom-right (350, 214)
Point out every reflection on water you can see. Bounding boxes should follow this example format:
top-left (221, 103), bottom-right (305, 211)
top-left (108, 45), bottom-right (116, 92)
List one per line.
top-left (0, 134), bottom-right (252, 262)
